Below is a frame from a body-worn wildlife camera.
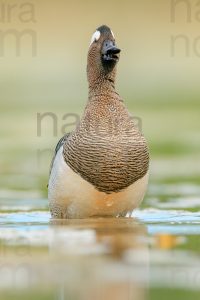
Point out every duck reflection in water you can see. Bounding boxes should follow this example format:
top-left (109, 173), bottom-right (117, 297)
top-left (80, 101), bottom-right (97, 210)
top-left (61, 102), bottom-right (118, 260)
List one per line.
top-left (50, 218), bottom-right (149, 300)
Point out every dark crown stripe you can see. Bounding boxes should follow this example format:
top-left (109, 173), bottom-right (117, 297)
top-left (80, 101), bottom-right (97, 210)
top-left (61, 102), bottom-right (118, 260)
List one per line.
top-left (96, 25), bottom-right (111, 35)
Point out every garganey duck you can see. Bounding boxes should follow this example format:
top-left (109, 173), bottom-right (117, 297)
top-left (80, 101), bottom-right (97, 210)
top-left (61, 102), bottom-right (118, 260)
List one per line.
top-left (48, 25), bottom-right (149, 219)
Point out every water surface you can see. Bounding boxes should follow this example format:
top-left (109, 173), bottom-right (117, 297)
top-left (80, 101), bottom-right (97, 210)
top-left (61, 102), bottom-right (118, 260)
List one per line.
top-left (0, 182), bottom-right (200, 300)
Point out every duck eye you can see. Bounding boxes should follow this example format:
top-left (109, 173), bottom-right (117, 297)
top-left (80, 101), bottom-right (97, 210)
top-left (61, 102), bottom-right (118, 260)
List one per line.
top-left (90, 30), bottom-right (101, 45)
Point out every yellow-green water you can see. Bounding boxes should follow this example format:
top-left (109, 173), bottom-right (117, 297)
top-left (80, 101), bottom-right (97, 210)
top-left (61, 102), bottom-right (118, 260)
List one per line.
top-left (1, 178), bottom-right (200, 300)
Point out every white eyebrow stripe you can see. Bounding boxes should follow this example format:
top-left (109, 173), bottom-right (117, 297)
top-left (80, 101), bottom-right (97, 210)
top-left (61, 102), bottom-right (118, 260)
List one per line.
top-left (111, 30), bottom-right (115, 39)
top-left (90, 30), bottom-right (101, 45)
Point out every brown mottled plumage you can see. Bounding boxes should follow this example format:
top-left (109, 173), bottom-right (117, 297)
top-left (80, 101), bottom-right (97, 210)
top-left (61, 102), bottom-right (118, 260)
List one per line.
top-left (48, 25), bottom-right (149, 219)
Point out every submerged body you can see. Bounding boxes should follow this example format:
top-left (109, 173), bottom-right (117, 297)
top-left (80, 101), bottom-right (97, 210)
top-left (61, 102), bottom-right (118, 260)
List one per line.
top-left (48, 25), bottom-right (149, 219)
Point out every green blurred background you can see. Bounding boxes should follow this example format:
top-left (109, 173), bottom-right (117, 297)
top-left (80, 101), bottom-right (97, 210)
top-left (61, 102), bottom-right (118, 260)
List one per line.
top-left (0, 0), bottom-right (199, 194)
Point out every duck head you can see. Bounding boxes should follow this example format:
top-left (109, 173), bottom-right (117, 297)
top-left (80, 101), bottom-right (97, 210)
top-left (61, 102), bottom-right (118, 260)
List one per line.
top-left (87, 25), bottom-right (121, 86)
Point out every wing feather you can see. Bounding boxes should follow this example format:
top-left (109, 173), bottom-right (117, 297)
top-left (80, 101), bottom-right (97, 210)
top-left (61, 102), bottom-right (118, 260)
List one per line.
top-left (49, 133), bottom-right (70, 177)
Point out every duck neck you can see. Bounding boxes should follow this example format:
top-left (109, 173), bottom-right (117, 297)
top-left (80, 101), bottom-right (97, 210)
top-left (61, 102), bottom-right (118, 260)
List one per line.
top-left (88, 69), bottom-right (119, 101)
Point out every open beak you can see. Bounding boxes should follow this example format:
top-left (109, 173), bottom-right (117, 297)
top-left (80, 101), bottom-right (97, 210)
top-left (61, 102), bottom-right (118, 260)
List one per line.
top-left (102, 40), bottom-right (121, 62)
